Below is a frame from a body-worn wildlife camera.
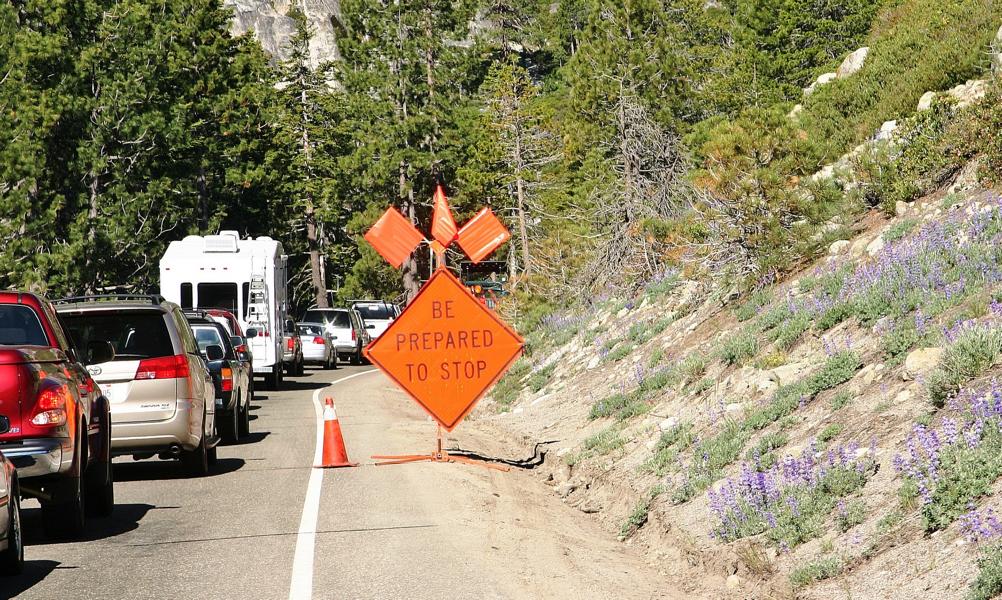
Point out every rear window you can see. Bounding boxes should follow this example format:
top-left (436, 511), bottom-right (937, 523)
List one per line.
top-left (191, 325), bottom-right (226, 354)
top-left (62, 312), bottom-right (174, 360)
top-left (304, 310), bottom-right (350, 328)
top-left (198, 283), bottom-right (238, 312)
top-left (0, 305), bottom-right (48, 346)
top-left (354, 304), bottom-right (394, 320)
top-left (299, 324), bottom-right (323, 336)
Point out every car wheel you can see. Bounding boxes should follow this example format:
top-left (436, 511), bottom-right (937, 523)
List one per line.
top-left (220, 404), bottom-right (238, 443)
top-left (296, 355), bottom-right (305, 376)
top-left (85, 427), bottom-right (114, 517)
top-left (181, 424), bottom-right (209, 477)
top-left (0, 477), bottom-right (23, 575)
top-left (42, 475), bottom-right (85, 540)
top-left (350, 347), bottom-right (361, 365)
top-left (238, 391), bottom-right (250, 437)
top-left (266, 363), bottom-right (281, 390)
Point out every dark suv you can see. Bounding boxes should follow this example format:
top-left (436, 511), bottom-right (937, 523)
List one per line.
top-left (184, 311), bottom-right (251, 442)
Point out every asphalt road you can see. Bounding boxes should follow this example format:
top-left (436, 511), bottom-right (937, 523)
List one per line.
top-left (5, 366), bottom-right (675, 600)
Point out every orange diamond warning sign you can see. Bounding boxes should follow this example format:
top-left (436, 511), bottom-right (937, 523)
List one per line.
top-left (363, 268), bottom-right (524, 431)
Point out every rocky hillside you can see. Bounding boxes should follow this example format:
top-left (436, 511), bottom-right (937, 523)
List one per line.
top-left (475, 74), bottom-right (1002, 598)
top-left (224, 0), bottom-right (339, 66)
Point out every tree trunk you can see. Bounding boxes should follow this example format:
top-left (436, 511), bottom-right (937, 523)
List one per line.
top-left (399, 161), bottom-right (422, 304)
top-left (306, 199), bottom-right (327, 308)
top-left (84, 172), bottom-right (100, 294)
top-left (513, 133), bottom-right (531, 278)
top-left (197, 165), bottom-right (209, 231)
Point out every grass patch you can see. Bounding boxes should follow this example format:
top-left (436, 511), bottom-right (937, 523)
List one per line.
top-left (527, 363), bottom-right (557, 393)
top-left (773, 310), bottom-right (811, 350)
top-left (690, 377), bottom-right (714, 395)
top-left (968, 544), bottom-right (1002, 600)
top-left (745, 432), bottom-right (788, 463)
top-left (736, 289), bottom-right (772, 322)
top-left (817, 423), bottom-right (844, 444)
top-left (619, 486), bottom-right (663, 538)
top-left (835, 499), bottom-right (867, 532)
top-left (647, 348), bottom-right (665, 368)
top-left (491, 359), bottom-right (530, 411)
top-left (589, 391), bottom-right (651, 421)
top-left (830, 390), bottom-right (853, 410)
top-left (790, 556), bottom-right (843, 590)
top-left (644, 423), bottom-right (694, 476)
top-left (753, 350), bottom-right (787, 370)
top-left (605, 342), bottom-right (637, 363)
top-left (719, 329), bottom-right (759, 366)
top-left (883, 218), bottom-right (919, 243)
top-left (671, 421), bottom-right (750, 504)
top-left (583, 426), bottom-right (627, 456)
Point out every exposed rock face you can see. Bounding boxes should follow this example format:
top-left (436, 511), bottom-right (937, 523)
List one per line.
top-left (903, 347), bottom-right (944, 381)
top-left (224, 0), bottom-right (340, 67)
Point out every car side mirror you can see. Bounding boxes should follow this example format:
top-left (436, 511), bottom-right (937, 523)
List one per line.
top-left (87, 340), bottom-right (115, 364)
top-left (366, 324), bottom-right (375, 329)
top-left (205, 344), bottom-right (225, 361)
top-left (245, 328), bottom-right (258, 339)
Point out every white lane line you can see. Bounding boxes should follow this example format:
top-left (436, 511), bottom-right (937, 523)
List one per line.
top-left (289, 369), bottom-right (379, 600)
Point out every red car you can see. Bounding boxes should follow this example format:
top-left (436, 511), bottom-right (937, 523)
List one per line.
top-left (0, 292), bottom-right (114, 538)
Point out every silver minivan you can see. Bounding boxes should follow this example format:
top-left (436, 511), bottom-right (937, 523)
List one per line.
top-left (56, 295), bottom-right (218, 475)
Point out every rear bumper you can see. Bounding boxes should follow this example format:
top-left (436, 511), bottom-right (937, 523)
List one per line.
top-left (111, 401), bottom-right (199, 454)
top-left (334, 343), bottom-right (357, 354)
top-left (303, 346), bottom-right (327, 362)
top-left (3, 438), bottom-right (69, 479)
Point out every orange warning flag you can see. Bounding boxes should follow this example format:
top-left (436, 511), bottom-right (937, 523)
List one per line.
top-left (456, 207), bottom-right (510, 264)
top-left (364, 268), bottom-right (524, 431)
top-left (364, 207), bottom-right (425, 269)
top-left (430, 185), bottom-right (458, 246)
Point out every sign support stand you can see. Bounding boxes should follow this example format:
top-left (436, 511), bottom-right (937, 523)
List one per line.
top-left (371, 425), bottom-right (511, 472)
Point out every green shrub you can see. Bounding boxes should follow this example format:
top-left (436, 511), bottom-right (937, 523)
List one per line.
top-left (690, 377), bottom-right (714, 395)
top-left (920, 426), bottom-right (1002, 531)
top-left (743, 381), bottom-right (810, 431)
top-left (830, 390), bottom-right (853, 411)
top-left (736, 289), bottom-right (772, 322)
top-left (671, 421), bottom-right (750, 503)
top-left (928, 325), bottom-right (1002, 407)
top-left (527, 363), bottom-right (557, 393)
top-left (808, 351), bottom-right (862, 394)
top-left (774, 310), bottom-right (811, 349)
top-left (619, 486), bottom-right (662, 538)
top-left (836, 499), bottom-right (867, 532)
top-left (644, 423), bottom-right (694, 476)
top-left (589, 391), bottom-right (651, 421)
top-left (790, 556), bottom-right (843, 590)
top-left (719, 329), bottom-right (759, 365)
top-left (583, 426), bottom-right (627, 456)
top-left (817, 423), bottom-right (844, 444)
top-left (605, 342), bottom-right (636, 363)
top-left (677, 352), bottom-right (709, 384)
top-left (968, 544), bottom-right (1002, 600)
top-left (884, 218), bottom-right (919, 243)
top-left (746, 432), bottom-right (788, 462)
top-left (758, 303), bottom-right (793, 333)
top-left (647, 348), bottom-right (665, 368)
top-left (492, 359), bottom-right (531, 411)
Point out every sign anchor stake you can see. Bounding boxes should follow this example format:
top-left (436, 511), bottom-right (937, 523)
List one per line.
top-left (371, 425), bottom-right (511, 472)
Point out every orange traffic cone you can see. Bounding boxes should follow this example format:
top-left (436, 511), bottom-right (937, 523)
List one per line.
top-left (317, 397), bottom-right (357, 468)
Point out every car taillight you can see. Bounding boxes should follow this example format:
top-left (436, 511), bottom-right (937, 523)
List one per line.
top-left (234, 344), bottom-right (248, 354)
top-left (32, 384), bottom-right (70, 426)
top-left (313, 336), bottom-right (324, 345)
top-left (351, 329), bottom-right (356, 341)
top-left (136, 354), bottom-right (190, 380)
top-left (262, 329), bottom-right (269, 337)
top-left (221, 366), bottom-right (233, 392)
top-left (286, 338), bottom-right (294, 351)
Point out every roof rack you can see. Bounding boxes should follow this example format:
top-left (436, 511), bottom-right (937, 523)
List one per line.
top-left (53, 294), bottom-right (167, 306)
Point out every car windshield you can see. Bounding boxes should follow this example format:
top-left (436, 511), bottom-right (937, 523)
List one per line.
top-left (62, 311), bottom-right (172, 360)
top-left (191, 325), bottom-right (226, 355)
top-left (0, 305), bottom-right (48, 346)
top-left (353, 304), bottom-right (394, 320)
top-left (299, 324), bottom-right (323, 336)
top-left (304, 310), bottom-right (350, 328)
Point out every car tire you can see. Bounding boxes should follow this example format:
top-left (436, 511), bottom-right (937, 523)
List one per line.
top-left (220, 405), bottom-right (238, 443)
top-left (350, 348), bottom-right (361, 365)
top-left (181, 431), bottom-right (209, 477)
top-left (0, 477), bottom-right (23, 575)
top-left (238, 392), bottom-right (250, 437)
top-left (42, 473), bottom-right (85, 540)
top-left (266, 363), bottom-right (281, 390)
top-left (295, 355), bottom-right (305, 376)
top-left (85, 410), bottom-right (114, 518)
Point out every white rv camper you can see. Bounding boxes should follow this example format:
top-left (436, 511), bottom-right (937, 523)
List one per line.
top-left (159, 231), bottom-right (289, 389)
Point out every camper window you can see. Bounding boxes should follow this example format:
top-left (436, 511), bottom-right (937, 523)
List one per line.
top-left (180, 283), bottom-right (193, 309)
top-left (242, 283), bottom-right (250, 318)
top-left (198, 283), bottom-right (238, 312)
